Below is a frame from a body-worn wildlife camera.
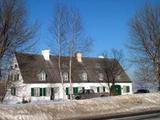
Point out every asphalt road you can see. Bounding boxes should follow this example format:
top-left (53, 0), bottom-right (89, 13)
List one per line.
top-left (63, 110), bottom-right (160, 120)
top-left (66, 110), bottom-right (160, 120)
top-left (107, 112), bottom-right (160, 120)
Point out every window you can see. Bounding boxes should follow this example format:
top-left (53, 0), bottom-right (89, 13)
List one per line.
top-left (41, 72), bottom-right (47, 81)
top-left (99, 73), bottom-right (104, 81)
top-left (126, 86), bottom-right (130, 93)
top-left (38, 71), bottom-right (47, 81)
top-left (62, 63), bottom-right (68, 68)
top-left (8, 74), bottom-right (13, 81)
top-left (103, 87), bottom-right (105, 92)
top-left (35, 88), bottom-right (40, 96)
top-left (123, 86), bottom-right (130, 93)
top-left (31, 88), bottom-right (46, 96)
top-left (82, 87), bottom-right (85, 91)
top-left (81, 72), bottom-right (87, 81)
top-left (11, 87), bottom-right (16, 96)
top-left (97, 87), bottom-right (100, 93)
top-left (95, 63), bottom-right (101, 68)
top-left (117, 75), bottom-right (121, 80)
top-left (63, 72), bottom-right (68, 81)
top-left (14, 74), bottom-right (19, 81)
top-left (66, 87), bottom-right (69, 95)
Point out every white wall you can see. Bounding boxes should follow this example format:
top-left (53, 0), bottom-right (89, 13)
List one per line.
top-left (3, 82), bottom-right (132, 104)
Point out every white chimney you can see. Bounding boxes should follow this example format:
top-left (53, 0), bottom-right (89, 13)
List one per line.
top-left (98, 56), bottom-right (104, 59)
top-left (42, 50), bottom-right (50, 61)
top-left (76, 52), bottom-right (82, 62)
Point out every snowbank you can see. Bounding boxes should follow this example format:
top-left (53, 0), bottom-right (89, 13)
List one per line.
top-left (0, 93), bottom-right (160, 120)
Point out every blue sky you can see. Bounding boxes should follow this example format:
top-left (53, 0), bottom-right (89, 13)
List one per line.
top-left (26, 0), bottom-right (159, 57)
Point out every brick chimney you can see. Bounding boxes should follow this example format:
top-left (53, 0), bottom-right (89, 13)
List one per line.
top-left (42, 50), bottom-right (50, 61)
top-left (75, 52), bottom-right (82, 62)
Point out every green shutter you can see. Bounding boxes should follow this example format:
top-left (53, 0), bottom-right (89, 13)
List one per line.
top-left (31, 88), bottom-right (34, 96)
top-left (43, 88), bottom-right (46, 96)
top-left (97, 87), bottom-right (100, 93)
top-left (40, 88), bottom-right (43, 96)
top-left (73, 87), bottom-right (78, 94)
top-left (66, 87), bottom-right (69, 95)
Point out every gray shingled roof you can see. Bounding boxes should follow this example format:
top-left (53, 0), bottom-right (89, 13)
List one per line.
top-left (15, 53), bottom-right (131, 83)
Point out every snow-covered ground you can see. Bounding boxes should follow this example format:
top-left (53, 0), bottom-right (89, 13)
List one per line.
top-left (0, 93), bottom-right (160, 120)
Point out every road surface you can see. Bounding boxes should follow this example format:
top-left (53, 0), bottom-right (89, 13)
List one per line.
top-left (108, 112), bottom-right (160, 120)
top-left (66, 110), bottom-right (160, 120)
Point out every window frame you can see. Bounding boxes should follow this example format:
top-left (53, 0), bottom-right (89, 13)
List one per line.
top-left (14, 74), bottom-right (19, 81)
top-left (66, 87), bottom-right (69, 95)
top-left (81, 72), bottom-right (88, 81)
top-left (99, 73), bottom-right (104, 81)
top-left (63, 72), bottom-right (69, 81)
top-left (11, 87), bottom-right (16, 96)
top-left (103, 87), bottom-right (105, 92)
top-left (38, 71), bottom-right (47, 81)
top-left (123, 86), bottom-right (130, 93)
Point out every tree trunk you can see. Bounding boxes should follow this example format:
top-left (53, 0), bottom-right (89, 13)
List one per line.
top-left (156, 65), bottom-right (160, 91)
top-left (69, 55), bottom-right (73, 99)
top-left (58, 54), bottom-right (64, 100)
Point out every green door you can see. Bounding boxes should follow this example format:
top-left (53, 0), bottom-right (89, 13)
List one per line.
top-left (111, 85), bottom-right (121, 95)
top-left (66, 87), bottom-right (69, 95)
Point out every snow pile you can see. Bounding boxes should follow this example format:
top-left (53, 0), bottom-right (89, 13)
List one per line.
top-left (0, 93), bottom-right (160, 120)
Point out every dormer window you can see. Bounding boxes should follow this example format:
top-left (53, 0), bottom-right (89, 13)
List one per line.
top-left (62, 63), bottom-right (68, 68)
top-left (117, 75), bottom-right (121, 80)
top-left (95, 63), bottom-right (101, 68)
top-left (99, 73), bottom-right (104, 81)
top-left (38, 71), bottom-right (47, 81)
top-left (81, 72), bottom-right (87, 81)
top-left (63, 72), bottom-right (68, 81)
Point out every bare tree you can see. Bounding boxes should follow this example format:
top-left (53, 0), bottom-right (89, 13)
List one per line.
top-left (49, 3), bottom-right (69, 100)
top-left (128, 3), bottom-right (160, 91)
top-left (0, 0), bottom-right (37, 63)
top-left (0, 0), bottom-right (38, 101)
top-left (133, 63), bottom-right (157, 91)
top-left (103, 49), bottom-right (126, 95)
top-left (49, 3), bottom-right (93, 100)
top-left (67, 8), bottom-right (93, 99)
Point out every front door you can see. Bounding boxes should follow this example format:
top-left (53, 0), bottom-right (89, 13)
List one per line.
top-left (50, 88), bottom-right (55, 100)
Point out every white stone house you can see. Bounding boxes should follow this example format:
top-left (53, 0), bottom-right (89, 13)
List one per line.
top-left (3, 50), bottom-right (132, 104)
